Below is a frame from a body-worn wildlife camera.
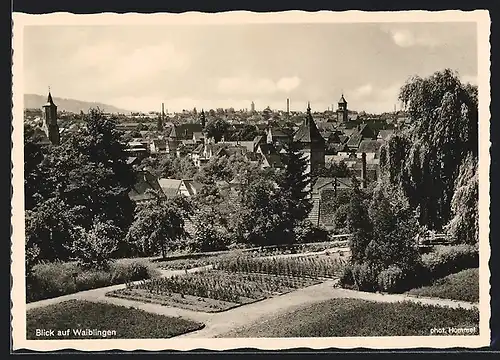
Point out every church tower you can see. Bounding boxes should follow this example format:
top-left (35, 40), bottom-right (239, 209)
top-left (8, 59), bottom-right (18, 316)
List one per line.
top-left (42, 90), bottom-right (60, 145)
top-left (200, 109), bottom-right (206, 129)
top-left (336, 94), bottom-right (348, 123)
top-left (293, 102), bottom-right (325, 176)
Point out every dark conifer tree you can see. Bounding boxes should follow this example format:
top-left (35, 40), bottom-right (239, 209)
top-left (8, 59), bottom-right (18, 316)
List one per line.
top-left (279, 140), bottom-right (313, 240)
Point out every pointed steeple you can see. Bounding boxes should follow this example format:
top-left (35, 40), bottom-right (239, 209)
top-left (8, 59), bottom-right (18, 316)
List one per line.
top-left (307, 101), bottom-right (311, 114)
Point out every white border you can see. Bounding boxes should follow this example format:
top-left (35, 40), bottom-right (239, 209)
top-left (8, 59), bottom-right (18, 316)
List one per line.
top-left (11, 10), bottom-right (491, 351)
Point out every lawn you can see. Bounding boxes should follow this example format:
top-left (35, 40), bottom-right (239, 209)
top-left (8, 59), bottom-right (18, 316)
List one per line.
top-left (26, 300), bottom-right (204, 339)
top-left (219, 298), bottom-right (479, 337)
top-left (107, 270), bottom-right (320, 312)
top-left (406, 268), bottom-right (479, 303)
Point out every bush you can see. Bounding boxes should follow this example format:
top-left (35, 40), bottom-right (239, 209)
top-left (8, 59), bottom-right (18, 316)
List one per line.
top-left (377, 265), bottom-right (406, 293)
top-left (420, 244), bottom-right (478, 281)
top-left (27, 260), bottom-right (159, 303)
top-left (294, 221), bottom-right (329, 244)
top-left (351, 262), bottom-right (378, 292)
top-left (339, 265), bottom-right (355, 288)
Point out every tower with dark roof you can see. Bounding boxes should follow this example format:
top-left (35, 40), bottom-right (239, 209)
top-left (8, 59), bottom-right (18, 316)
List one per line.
top-left (42, 90), bottom-right (60, 145)
top-left (336, 94), bottom-right (348, 123)
top-left (293, 103), bottom-right (325, 175)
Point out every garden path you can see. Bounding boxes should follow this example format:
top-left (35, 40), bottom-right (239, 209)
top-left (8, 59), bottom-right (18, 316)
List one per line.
top-left (27, 255), bottom-right (478, 339)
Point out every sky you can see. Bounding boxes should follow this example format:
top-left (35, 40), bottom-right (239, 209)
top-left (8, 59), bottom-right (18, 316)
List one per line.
top-left (23, 22), bottom-right (478, 114)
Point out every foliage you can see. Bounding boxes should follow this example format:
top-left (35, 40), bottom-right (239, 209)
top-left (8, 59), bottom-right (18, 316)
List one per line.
top-left (221, 298), bottom-right (479, 337)
top-left (26, 300), bottom-right (203, 339)
top-left (377, 265), bottom-right (406, 293)
top-left (67, 221), bottom-right (120, 270)
top-left (444, 153), bottom-right (479, 244)
top-left (25, 197), bottom-right (80, 262)
top-left (313, 160), bottom-right (350, 178)
top-left (190, 207), bottom-right (230, 252)
top-left (346, 176), bottom-right (372, 263)
top-left (406, 268), bottom-right (479, 303)
top-left (364, 186), bottom-right (421, 273)
top-left (420, 244), bottom-right (478, 281)
top-left (26, 260), bottom-right (158, 303)
top-left (278, 141), bottom-right (313, 236)
top-left (126, 191), bottom-right (189, 258)
top-left (204, 118), bottom-right (229, 142)
top-left (293, 220), bottom-right (329, 244)
top-left (379, 69), bottom-right (478, 231)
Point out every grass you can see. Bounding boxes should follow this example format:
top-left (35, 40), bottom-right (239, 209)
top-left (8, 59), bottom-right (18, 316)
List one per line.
top-left (26, 300), bottom-right (204, 339)
top-left (27, 259), bottom-right (160, 303)
top-left (107, 270), bottom-right (319, 312)
top-left (406, 268), bottom-right (479, 303)
top-left (219, 298), bottom-right (479, 338)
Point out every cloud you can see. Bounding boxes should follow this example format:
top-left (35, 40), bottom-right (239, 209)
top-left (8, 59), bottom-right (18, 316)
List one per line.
top-left (276, 76), bottom-right (301, 93)
top-left (353, 84), bottom-right (374, 98)
top-left (385, 28), bottom-right (441, 48)
top-left (217, 76), bottom-right (301, 95)
top-left (70, 41), bottom-right (190, 86)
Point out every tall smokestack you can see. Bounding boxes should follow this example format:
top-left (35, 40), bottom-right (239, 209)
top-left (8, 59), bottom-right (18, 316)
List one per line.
top-left (161, 103), bottom-right (165, 119)
top-left (286, 98), bottom-right (290, 115)
top-left (361, 152), bottom-right (367, 189)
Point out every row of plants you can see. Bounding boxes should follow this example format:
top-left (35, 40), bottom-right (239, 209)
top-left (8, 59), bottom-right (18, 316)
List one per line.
top-left (27, 260), bottom-right (159, 303)
top-left (122, 270), bottom-right (318, 303)
top-left (216, 254), bottom-right (347, 279)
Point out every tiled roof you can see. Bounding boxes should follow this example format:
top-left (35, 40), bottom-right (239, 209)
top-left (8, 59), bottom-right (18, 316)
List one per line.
top-left (346, 132), bottom-right (363, 148)
top-left (357, 139), bottom-right (384, 154)
top-left (293, 114), bottom-right (325, 144)
top-left (129, 170), bottom-right (163, 202)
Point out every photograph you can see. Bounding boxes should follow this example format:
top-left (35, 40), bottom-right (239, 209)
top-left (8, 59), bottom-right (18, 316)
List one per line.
top-left (11, 10), bottom-right (491, 351)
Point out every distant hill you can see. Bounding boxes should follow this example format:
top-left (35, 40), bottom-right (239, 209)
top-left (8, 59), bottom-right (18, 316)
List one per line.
top-left (24, 94), bottom-right (134, 114)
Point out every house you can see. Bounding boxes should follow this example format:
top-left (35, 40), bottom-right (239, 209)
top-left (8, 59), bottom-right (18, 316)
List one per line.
top-left (129, 170), bottom-right (163, 204)
top-left (345, 123), bottom-right (376, 150)
top-left (168, 123), bottom-right (204, 141)
top-left (149, 139), bottom-right (167, 154)
top-left (356, 139), bottom-right (384, 161)
top-left (192, 131), bottom-right (204, 143)
top-left (266, 126), bottom-right (290, 145)
top-left (158, 179), bottom-right (182, 199)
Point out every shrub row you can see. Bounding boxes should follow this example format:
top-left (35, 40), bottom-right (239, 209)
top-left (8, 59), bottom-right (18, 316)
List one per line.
top-left (340, 244), bottom-right (479, 293)
top-left (27, 260), bottom-right (159, 303)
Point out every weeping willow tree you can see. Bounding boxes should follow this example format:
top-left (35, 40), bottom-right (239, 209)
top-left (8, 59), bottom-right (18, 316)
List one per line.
top-left (378, 69), bottom-right (478, 242)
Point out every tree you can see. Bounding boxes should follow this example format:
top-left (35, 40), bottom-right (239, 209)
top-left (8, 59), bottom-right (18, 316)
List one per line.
top-left (380, 69), bottom-right (478, 231)
top-left (25, 197), bottom-right (79, 262)
top-left (195, 155), bottom-right (232, 184)
top-left (126, 191), bottom-right (189, 258)
top-left (365, 187), bottom-right (420, 273)
top-left (57, 108), bottom-right (137, 233)
top-left (67, 221), bottom-right (120, 270)
top-left (346, 176), bottom-right (372, 263)
top-left (172, 156), bottom-right (198, 179)
top-left (444, 153), bottom-right (479, 244)
top-left (204, 118), bottom-right (229, 142)
top-left (235, 174), bottom-right (288, 246)
top-left (235, 124), bottom-right (259, 141)
top-left (278, 141), bottom-right (313, 240)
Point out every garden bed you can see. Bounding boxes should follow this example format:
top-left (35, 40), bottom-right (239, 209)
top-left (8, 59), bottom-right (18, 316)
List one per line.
top-left (216, 253), bottom-right (347, 279)
top-left (106, 270), bottom-right (320, 312)
top-left (26, 300), bottom-right (204, 339)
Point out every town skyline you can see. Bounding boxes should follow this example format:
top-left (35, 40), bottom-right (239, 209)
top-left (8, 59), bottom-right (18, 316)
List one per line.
top-left (23, 22), bottom-right (477, 114)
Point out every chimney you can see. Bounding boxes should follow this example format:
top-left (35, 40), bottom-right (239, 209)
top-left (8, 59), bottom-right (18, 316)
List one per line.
top-left (286, 98), bottom-right (290, 115)
top-left (361, 152), bottom-right (367, 189)
top-left (161, 103), bottom-right (165, 119)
